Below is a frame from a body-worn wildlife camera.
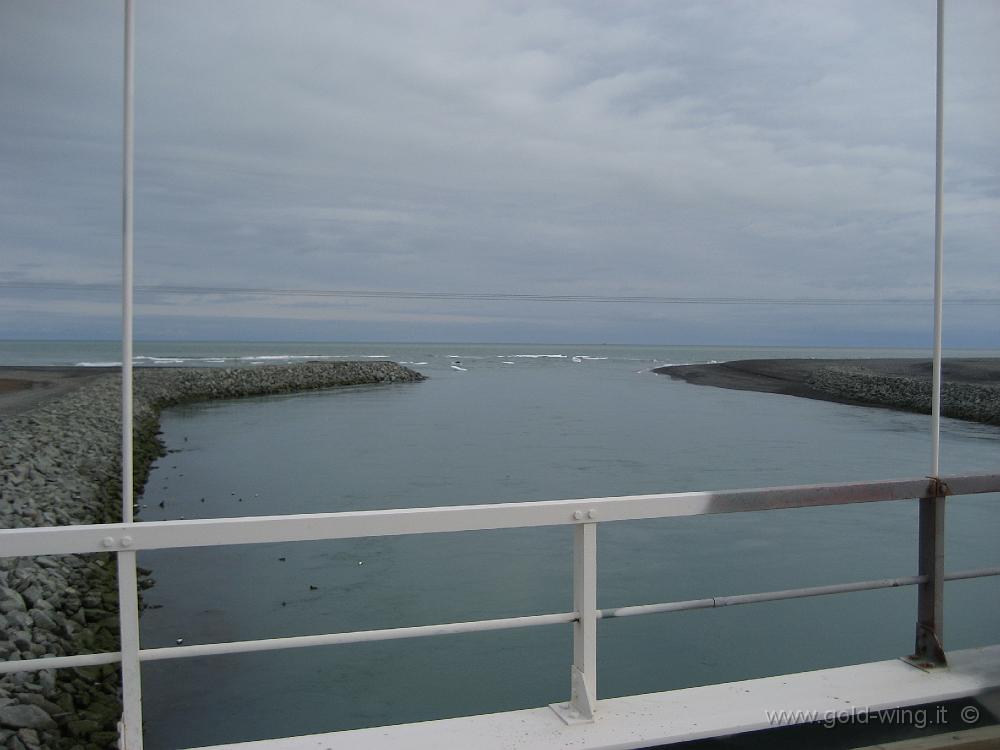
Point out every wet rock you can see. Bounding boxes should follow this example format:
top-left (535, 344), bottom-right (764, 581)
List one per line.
top-left (15, 728), bottom-right (39, 750)
top-left (12, 695), bottom-right (63, 719)
top-left (808, 366), bottom-right (1000, 425)
top-left (26, 611), bottom-right (55, 633)
top-left (65, 719), bottom-right (100, 738)
top-left (0, 705), bottom-right (55, 731)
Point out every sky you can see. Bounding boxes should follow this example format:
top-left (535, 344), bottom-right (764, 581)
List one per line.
top-left (1, 0), bottom-right (997, 346)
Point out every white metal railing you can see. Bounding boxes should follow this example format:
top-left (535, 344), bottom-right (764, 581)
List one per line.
top-left (1, 473), bottom-right (999, 743)
top-left (7, 475), bottom-right (999, 557)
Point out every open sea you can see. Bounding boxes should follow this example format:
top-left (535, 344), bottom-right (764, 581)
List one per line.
top-left (2, 340), bottom-right (999, 748)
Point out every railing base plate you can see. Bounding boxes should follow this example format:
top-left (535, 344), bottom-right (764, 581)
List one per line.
top-left (548, 702), bottom-right (595, 726)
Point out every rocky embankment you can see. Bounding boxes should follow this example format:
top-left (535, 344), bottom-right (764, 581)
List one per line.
top-left (656, 358), bottom-right (1000, 426)
top-left (0, 362), bottom-right (425, 750)
top-left (807, 365), bottom-right (1000, 425)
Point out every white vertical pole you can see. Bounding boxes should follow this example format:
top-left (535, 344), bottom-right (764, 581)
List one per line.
top-left (930, 0), bottom-right (945, 478)
top-left (121, 6), bottom-right (135, 519)
top-left (119, 0), bottom-right (144, 747)
top-left (908, 0), bottom-right (949, 671)
top-left (560, 521), bottom-right (598, 722)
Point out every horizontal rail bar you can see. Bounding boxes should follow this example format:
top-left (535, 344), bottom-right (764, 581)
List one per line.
top-left (3, 568), bottom-right (998, 675)
top-left (600, 565), bottom-right (1000, 619)
top-left (139, 611), bottom-right (577, 662)
top-left (600, 576), bottom-right (927, 619)
top-left (2, 473), bottom-right (998, 558)
top-left (945, 565), bottom-right (1000, 582)
top-left (0, 651), bottom-right (122, 675)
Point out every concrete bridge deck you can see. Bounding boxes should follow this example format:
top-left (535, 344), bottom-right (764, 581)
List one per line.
top-left (190, 645), bottom-right (1000, 750)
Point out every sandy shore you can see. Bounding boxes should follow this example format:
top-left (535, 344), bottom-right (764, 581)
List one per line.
top-left (655, 358), bottom-right (1000, 425)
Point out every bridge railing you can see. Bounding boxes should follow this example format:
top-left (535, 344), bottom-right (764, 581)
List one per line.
top-left (1, 472), bottom-right (999, 743)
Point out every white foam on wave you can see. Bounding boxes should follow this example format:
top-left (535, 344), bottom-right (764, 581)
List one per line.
top-left (501, 361), bottom-right (515, 365)
top-left (82, 352), bottom-right (379, 367)
top-left (572, 356), bottom-right (583, 363)
top-left (580, 356), bottom-right (608, 360)
top-left (514, 354), bottom-right (567, 359)
top-left (654, 360), bottom-right (720, 368)
top-left (236, 354), bottom-right (346, 362)
top-left (450, 365), bottom-right (468, 371)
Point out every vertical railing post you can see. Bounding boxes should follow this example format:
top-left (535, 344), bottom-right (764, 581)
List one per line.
top-left (118, 550), bottom-right (144, 748)
top-left (908, 488), bottom-right (947, 668)
top-left (551, 516), bottom-right (598, 724)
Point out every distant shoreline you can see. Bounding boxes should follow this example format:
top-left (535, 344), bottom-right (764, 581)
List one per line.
top-left (655, 358), bottom-right (1000, 426)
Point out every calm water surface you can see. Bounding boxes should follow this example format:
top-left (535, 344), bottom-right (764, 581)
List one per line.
top-left (13, 342), bottom-right (995, 748)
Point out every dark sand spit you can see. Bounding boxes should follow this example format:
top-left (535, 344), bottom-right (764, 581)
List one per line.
top-left (655, 358), bottom-right (1000, 426)
top-left (0, 366), bottom-right (118, 417)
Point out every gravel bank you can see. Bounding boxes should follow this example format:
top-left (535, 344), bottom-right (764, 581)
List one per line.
top-left (0, 362), bottom-right (425, 750)
top-left (655, 358), bottom-right (1000, 426)
top-left (807, 365), bottom-right (1000, 425)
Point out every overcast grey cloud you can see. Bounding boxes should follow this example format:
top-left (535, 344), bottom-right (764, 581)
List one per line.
top-left (1, 0), bottom-right (997, 345)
